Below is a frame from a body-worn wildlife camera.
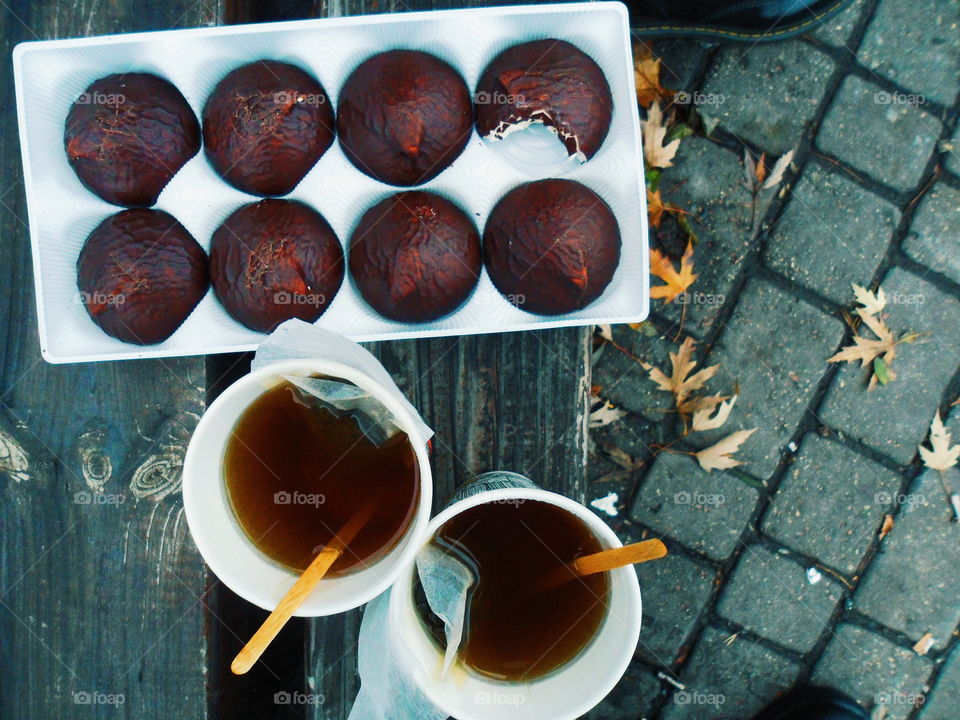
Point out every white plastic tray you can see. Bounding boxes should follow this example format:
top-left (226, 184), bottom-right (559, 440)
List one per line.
top-left (13, 2), bottom-right (649, 363)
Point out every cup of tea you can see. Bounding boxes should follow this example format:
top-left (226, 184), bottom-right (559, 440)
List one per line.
top-left (182, 357), bottom-right (433, 616)
top-left (388, 471), bottom-right (642, 720)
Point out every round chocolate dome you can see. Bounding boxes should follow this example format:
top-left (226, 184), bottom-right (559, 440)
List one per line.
top-left (65, 73), bottom-right (200, 206)
top-left (483, 179), bottom-right (620, 315)
top-left (77, 208), bottom-right (208, 344)
top-left (210, 199), bottom-right (344, 332)
top-left (350, 191), bottom-right (481, 322)
top-left (337, 50), bottom-right (472, 186)
top-left (203, 61), bottom-right (335, 196)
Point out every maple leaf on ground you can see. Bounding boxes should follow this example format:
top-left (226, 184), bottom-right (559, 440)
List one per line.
top-left (589, 392), bottom-right (627, 429)
top-left (641, 336), bottom-right (717, 410)
top-left (647, 188), bottom-right (668, 228)
top-left (851, 283), bottom-right (886, 316)
top-left (695, 428), bottom-right (757, 472)
top-left (643, 102), bottom-right (680, 169)
top-left (634, 56), bottom-right (672, 109)
top-left (692, 396), bottom-right (737, 432)
top-left (650, 241), bottom-right (697, 302)
top-left (919, 412), bottom-right (960, 471)
top-left (828, 283), bottom-right (913, 389)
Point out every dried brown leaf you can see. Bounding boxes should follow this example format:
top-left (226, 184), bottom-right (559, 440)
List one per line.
top-left (692, 396), bottom-right (738, 432)
top-left (878, 514), bottom-right (894, 541)
top-left (643, 102), bottom-right (681, 168)
top-left (645, 337), bottom-right (719, 410)
top-left (913, 633), bottom-right (935, 656)
top-left (761, 149), bottom-right (795, 190)
top-left (695, 428), bottom-right (757, 472)
top-left (650, 241), bottom-right (697, 301)
top-left (919, 412), bottom-right (960, 471)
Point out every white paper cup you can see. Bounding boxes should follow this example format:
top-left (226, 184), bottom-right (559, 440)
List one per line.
top-left (388, 472), bottom-right (642, 720)
top-left (182, 358), bottom-right (433, 616)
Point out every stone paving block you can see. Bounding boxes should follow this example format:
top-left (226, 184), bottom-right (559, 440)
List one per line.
top-left (945, 126), bottom-right (960, 176)
top-left (816, 75), bottom-right (942, 192)
top-left (585, 658), bottom-right (663, 720)
top-left (588, 413), bottom-right (658, 526)
top-left (918, 647), bottom-right (960, 720)
top-left (854, 469), bottom-right (960, 644)
top-left (811, 624), bottom-right (933, 720)
top-left (660, 626), bottom-right (802, 720)
top-left (592, 325), bottom-right (681, 419)
top-left (655, 137), bottom-right (764, 338)
top-left (700, 41), bottom-right (836, 154)
top-left (716, 544), bottom-right (844, 653)
top-left (627, 539), bottom-right (718, 667)
top-left (857, 0), bottom-right (960, 107)
top-left (703, 278), bottom-right (846, 480)
top-left (765, 162), bottom-right (900, 304)
top-left (630, 451), bottom-right (759, 561)
top-left (903, 183), bottom-right (960, 287)
top-left (809, 0), bottom-right (868, 48)
top-left (818, 267), bottom-right (960, 465)
top-left (763, 433), bottom-right (903, 575)
top-left (652, 38), bottom-right (716, 92)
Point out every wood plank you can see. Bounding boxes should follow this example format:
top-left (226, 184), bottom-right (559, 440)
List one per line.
top-left (0, 2), bottom-right (224, 719)
top-left (306, 331), bottom-right (592, 719)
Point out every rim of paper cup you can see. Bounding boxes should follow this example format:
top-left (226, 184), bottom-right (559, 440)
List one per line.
top-left (388, 485), bottom-right (641, 720)
top-left (182, 358), bottom-right (433, 616)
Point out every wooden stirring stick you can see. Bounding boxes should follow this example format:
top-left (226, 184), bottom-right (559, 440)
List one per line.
top-left (537, 539), bottom-right (668, 593)
top-left (231, 505), bottom-right (374, 675)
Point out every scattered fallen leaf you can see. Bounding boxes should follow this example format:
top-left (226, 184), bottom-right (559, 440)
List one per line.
top-left (597, 324), bottom-right (613, 342)
top-left (647, 188), bottom-right (668, 228)
top-left (913, 632), bottom-right (935, 656)
top-left (695, 428), bottom-right (757, 472)
top-left (743, 149), bottom-right (756, 188)
top-left (919, 412), bottom-right (960, 471)
top-left (851, 283), bottom-right (886, 315)
top-left (633, 56), bottom-right (672, 109)
top-left (650, 241), bottom-right (697, 302)
top-left (878, 514), bottom-right (894, 541)
top-left (642, 336), bottom-right (717, 410)
top-left (589, 401), bottom-right (627, 429)
top-left (692, 396), bottom-right (737, 432)
top-left (828, 283), bottom-right (911, 389)
top-left (643, 102), bottom-right (681, 168)
top-left (754, 152), bottom-right (768, 185)
top-left (762, 149), bottom-right (795, 190)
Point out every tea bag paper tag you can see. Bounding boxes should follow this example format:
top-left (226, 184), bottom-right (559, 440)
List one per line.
top-left (416, 543), bottom-right (473, 678)
top-left (348, 592), bottom-right (447, 720)
top-left (252, 319), bottom-right (433, 443)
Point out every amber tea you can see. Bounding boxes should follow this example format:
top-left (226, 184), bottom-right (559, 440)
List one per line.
top-left (224, 379), bottom-right (419, 575)
top-left (415, 499), bottom-right (610, 680)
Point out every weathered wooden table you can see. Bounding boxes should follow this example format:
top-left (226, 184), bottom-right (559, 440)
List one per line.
top-left (0, 1), bottom-right (593, 717)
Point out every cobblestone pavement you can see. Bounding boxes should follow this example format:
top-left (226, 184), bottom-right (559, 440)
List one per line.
top-left (587, 1), bottom-right (960, 718)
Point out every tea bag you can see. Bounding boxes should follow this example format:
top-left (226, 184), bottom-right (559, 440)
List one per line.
top-left (348, 593), bottom-right (448, 720)
top-left (347, 548), bottom-right (474, 720)
top-left (252, 319), bottom-right (432, 445)
top-left (281, 375), bottom-right (398, 446)
top-left (415, 543), bottom-right (475, 677)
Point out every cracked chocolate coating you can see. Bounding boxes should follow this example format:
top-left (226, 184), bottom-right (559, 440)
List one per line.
top-left (337, 50), bottom-right (473, 186)
top-left (349, 191), bottom-right (481, 322)
top-left (65, 73), bottom-right (200, 207)
top-left (483, 179), bottom-right (620, 315)
top-left (475, 39), bottom-right (613, 161)
top-left (210, 199), bottom-right (344, 332)
top-left (77, 208), bottom-right (209, 344)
